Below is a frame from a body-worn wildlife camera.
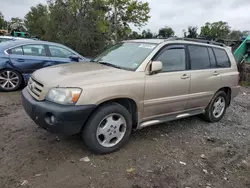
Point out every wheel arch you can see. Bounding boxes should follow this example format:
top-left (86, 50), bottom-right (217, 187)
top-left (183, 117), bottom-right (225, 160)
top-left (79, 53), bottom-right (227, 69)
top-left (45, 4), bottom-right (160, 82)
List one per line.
top-left (217, 87), bottom-right (232, 107)
top-left (86, 97), bottom-right (139, 130)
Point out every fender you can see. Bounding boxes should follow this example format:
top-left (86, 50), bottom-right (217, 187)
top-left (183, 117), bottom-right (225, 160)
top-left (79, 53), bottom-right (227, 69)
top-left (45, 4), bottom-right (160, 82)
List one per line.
top-left (0, 55), bottom-right (29, 84)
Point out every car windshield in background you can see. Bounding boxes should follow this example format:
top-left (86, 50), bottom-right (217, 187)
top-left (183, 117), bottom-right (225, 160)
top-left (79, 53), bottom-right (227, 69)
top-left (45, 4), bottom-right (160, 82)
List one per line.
top-left (92, 42), bottom-right (157, 70)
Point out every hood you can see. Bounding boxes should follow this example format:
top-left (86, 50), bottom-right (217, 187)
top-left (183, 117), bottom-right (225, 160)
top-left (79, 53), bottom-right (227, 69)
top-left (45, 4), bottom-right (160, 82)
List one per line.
top-left (32, 62), bottom-right (143, 87)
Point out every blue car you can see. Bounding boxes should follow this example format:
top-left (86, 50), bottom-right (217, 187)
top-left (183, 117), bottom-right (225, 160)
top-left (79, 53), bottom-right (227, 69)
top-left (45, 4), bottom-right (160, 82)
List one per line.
top-left (0, 40), bottom-right (87, 91)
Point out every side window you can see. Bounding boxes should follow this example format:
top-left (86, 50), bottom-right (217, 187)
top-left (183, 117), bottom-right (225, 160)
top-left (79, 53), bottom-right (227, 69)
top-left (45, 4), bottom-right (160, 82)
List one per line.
top-left (213, 48), bottom-right (231, 68)
top-left (208, 48), bottom-right (216, 68)
top-left (49, 46), bottom-right (74, 58)
top-left (10, 46), bottom-right (23, 55)
top-left (22, 45), bottom-right (46, 56)
top-left (188, 45), bottom-right (210, 70)
top-left (155, 47), bottom-right (186, 72)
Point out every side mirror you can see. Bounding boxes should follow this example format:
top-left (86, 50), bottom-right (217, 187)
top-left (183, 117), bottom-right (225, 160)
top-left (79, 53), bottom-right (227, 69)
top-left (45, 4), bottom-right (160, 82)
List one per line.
top-left (69, 55), bottom-right (80, 62)
top-left (150, 61), bottom-right (162, 74)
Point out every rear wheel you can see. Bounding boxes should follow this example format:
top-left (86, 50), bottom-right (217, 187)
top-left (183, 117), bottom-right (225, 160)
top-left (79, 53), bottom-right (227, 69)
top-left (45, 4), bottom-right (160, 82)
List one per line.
top-left (82, 103), bottom-right (132, 154)
top-left (0, 69), bottom-right (22, 92)
top-left (202, 91), bottom-right (227, 122)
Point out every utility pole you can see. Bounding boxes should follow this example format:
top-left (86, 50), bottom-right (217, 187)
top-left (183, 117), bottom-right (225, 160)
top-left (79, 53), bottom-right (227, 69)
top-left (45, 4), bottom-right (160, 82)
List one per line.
top-left (114, 0), bottom-right (118, 42)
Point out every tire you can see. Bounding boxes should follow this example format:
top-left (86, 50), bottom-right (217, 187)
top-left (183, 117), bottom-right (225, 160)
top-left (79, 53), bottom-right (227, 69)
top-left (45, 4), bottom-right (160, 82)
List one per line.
top-left (82, 102), bottom-right (132, 154)
top-left (0, 69), bottom-right (22, 92)
top-left (202, 91), bottom-right (227, 122)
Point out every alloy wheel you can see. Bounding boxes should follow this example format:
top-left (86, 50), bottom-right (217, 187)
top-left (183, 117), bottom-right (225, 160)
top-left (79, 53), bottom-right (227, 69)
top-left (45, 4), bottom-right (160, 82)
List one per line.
top-left (0, 70), bottom-right (20, 90)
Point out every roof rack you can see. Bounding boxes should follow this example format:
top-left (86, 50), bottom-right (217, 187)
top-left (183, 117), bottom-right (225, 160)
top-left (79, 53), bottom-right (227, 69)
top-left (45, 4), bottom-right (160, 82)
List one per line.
top-left (165, 37), bottom-right (226, 47)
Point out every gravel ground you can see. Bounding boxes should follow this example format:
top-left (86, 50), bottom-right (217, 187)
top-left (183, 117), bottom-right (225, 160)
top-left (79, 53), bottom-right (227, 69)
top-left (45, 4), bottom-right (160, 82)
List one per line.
top-left (0, 87), bottom-right (250, 188)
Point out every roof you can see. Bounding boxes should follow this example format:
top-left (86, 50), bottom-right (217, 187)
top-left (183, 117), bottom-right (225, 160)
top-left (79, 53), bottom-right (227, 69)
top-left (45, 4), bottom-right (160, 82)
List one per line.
top-left (0, 39), bottom-right (69, 50)
top-left (125, 38), bottom-right (226, 48)
top-left (125, 39), bottom-right (165, 44)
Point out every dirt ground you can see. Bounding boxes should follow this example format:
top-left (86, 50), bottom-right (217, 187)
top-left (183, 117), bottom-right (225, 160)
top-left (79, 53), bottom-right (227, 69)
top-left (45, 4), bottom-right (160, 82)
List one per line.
top-left (1, 88), bottom-right (250, 188)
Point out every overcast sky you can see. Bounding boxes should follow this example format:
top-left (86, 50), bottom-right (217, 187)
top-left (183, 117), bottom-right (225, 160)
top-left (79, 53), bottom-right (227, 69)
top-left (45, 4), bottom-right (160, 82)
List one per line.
top-left (1, 0), bottom-right (250, 36)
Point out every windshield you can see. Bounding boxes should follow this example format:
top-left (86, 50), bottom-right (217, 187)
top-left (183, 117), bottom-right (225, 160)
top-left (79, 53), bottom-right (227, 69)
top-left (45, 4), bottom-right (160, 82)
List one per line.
top-left (92, 42), bottom-right (157, 70)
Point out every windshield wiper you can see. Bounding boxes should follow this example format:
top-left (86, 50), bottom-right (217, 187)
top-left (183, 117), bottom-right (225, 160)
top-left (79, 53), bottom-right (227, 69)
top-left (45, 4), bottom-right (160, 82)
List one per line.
top-left (98, 61), bottom-right (123, 69)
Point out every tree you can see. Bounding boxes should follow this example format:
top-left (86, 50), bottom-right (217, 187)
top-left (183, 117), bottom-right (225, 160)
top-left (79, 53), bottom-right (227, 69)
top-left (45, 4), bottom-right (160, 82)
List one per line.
top-left (141, 29), bottom-right (153, 38)
top-left (200, 21), bottom-right (231, 39)
top-left (9, 17), bottom-right (26, 31)
top-left (229, 30), bottom-right (243, 40)
top-left (128, 31), bottom-right (142, 39)
top-left (242, 30), bottom-right (250, 37)
top-left (158, 26), bottom-right (175, 38)
top-left (0, 12), bottom-right (8, 29)
top-left (36, 0), bottom-right (150, 56)
top-left (182, 29), bottom-right (187, 37)
top-left (186, 26), bottom-right (198, 38)
top-left (107, 0), bottom-right (150, 41)
top-left (24, 4), bottom-right (49, 38)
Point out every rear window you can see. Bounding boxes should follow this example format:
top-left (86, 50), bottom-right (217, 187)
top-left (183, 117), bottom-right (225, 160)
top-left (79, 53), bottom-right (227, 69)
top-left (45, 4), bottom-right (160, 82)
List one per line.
top-left (188, 45), bottom-right (210, 70)
top-left (213, 48), bottom-right (231, 68)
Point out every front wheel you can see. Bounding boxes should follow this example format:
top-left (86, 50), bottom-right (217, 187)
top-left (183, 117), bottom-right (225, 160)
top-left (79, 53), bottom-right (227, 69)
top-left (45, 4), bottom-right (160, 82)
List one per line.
top-left (202, 91), bottom-right (227, 122)
top-left (82, 103), bottom-right (132, 154)
top-left (0, 69), bottom-right (22, 92)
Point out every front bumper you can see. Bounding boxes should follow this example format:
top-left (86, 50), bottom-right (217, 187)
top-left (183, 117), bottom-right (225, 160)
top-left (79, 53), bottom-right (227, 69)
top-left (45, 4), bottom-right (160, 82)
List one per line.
top-left (21, 87), bottom-right (96, 135)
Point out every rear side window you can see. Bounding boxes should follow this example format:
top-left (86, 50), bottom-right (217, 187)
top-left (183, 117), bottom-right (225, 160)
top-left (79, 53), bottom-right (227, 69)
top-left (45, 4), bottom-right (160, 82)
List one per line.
top-left (22, 45), bottom-right (46, 56)
top-left (213, 48), bottom-right (231, 68)
top-left (208, 48), bottom-right (216, 68)
top-left (155, 47), bottom-right (186, 72)
top-left (188, 45), bottom-right (210, 70)
top-left (10, 46), bottom-right (23, 55)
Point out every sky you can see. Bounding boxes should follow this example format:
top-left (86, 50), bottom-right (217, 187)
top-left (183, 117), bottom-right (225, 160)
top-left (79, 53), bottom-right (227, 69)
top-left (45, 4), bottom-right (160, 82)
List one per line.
top-left (1, 0), bottom-right (250, 36)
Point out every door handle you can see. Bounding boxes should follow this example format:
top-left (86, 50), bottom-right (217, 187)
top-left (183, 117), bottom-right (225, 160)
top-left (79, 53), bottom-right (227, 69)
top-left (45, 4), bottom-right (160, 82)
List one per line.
top-left (17, 59), bottom-right (25, 62)
top-left (213, 71), bottom-right (219, 76)
top-left (181, 74), bottom-right (190, 79)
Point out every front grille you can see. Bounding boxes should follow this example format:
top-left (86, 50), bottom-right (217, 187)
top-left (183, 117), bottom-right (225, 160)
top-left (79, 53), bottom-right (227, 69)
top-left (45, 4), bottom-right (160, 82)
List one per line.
top-left (28, 77), bottom-right (44, 100)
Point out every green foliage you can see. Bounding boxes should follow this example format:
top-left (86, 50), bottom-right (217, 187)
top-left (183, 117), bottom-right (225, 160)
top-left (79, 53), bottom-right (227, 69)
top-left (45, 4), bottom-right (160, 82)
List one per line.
top-left (229, 30), bottom-right (243, 40)
top-left (186, 26), bottom-right (198, 38)
top-left (0, 12), bottom-right (8, 29)
top-left (9, 17), bottom-right (26, 31)
top-left (24, 4), bottom-right (49, 38)
top-left (242, 30), bottom-right (250, 37)
top-left (24, 0), bottom-right (150, 56)
top-left (200, 21), bottom-right (231, 39)
top-left (141, 29), bottom-right (153, 39)
top-left (158, 26), bottom-right (174, 38)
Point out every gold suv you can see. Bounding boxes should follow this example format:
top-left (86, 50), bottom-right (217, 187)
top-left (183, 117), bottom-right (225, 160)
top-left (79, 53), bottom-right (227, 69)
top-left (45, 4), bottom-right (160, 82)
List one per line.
top-left (22, 38), bottom-right (240, 154)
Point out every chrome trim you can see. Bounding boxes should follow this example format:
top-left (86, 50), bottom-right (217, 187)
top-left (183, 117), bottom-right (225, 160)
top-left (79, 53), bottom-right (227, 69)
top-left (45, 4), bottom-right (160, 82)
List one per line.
top-left (139, 108), bottom-right (204, 129)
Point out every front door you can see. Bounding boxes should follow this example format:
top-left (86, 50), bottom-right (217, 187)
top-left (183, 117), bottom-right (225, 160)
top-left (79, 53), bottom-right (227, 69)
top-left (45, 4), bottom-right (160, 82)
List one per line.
top-left (143, 44), bottom-right (190, 120)
top-left (9, 44), bottom-right (51, 74)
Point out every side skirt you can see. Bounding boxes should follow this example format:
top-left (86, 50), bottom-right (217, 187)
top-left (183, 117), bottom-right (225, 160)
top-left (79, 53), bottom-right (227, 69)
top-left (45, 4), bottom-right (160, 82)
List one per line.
top-left (138, 108), bottom-right (204, 129)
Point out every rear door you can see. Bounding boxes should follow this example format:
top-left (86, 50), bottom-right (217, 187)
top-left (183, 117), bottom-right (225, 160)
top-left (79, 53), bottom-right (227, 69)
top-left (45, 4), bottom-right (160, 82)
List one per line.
top-left (9, 44), bottom-right (51, 74)
top-left (47, 45), bottom-right (82, 65)
top-left (186, 45), bottom-right (222, 109)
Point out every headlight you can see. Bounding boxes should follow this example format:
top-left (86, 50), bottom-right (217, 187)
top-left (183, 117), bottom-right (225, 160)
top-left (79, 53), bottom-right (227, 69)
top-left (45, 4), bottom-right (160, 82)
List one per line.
top-left (46, 88), bottom-right (82, 105)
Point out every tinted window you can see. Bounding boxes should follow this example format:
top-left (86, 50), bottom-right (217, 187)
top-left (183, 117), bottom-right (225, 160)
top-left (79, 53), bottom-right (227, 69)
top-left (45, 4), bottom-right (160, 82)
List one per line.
top-left (213, 48), bottom-right (231, 68)
top-left (49, 46), bottom-right (74, 58)
top-left (11, 46), bottom-right (23, 55)
top-left (188, 45), bottom-right (210, 70)
top-left (23, 45), bottom-right (46, 56)
top-left (155, 48), bottom-right (186, 72)
top-left (208, 48), bottom-right (216, 68)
